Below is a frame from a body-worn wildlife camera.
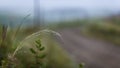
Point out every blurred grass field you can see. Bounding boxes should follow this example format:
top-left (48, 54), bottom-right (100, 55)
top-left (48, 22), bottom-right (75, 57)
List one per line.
top-left (83, 20), bottom-right (120, 45)
top-left (0, 14), bottom-right (120, 68)
top-left (0, 24), bottom-right (79, 68)
top-left (47, 17), bottom-right (120, 45)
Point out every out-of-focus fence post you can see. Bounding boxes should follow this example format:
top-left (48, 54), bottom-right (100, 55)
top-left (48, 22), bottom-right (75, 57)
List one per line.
top-left (33, 0), bottom-right (41, 29)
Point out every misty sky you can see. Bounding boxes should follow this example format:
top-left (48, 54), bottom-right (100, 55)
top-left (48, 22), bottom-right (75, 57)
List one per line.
top-left (0, 0), bottom-right (120, 14)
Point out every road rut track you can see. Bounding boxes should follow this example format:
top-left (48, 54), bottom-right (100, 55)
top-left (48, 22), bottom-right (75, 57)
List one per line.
top-left (56, 28), bottom-right (120, 68)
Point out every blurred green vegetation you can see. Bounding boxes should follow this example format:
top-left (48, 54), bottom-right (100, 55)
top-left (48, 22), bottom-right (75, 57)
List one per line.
top-left (0, 23), bottom-right (79, 68)
top-left (46, 19), bottom-right (88, 30)
top-left (83, 20), bottom-right (120, 45)
top-left (2, 13), bottom-right (120, 67)
top-left (47, 17), bottom-right (120, 45)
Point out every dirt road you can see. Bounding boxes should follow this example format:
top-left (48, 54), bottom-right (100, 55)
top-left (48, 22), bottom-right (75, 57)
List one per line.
top-left (57, 28), bottom-right (120, 68)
